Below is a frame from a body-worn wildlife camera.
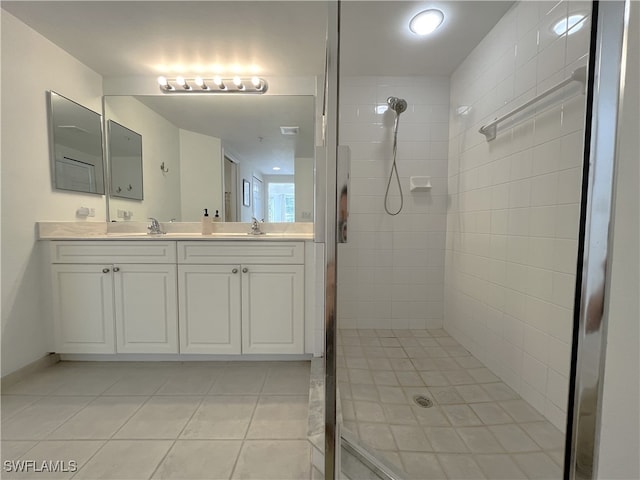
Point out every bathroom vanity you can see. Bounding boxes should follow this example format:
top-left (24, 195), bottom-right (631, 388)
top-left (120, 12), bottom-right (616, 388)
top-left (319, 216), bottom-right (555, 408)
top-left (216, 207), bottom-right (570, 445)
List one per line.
top-left (39, 222), bottom-right (316, 359)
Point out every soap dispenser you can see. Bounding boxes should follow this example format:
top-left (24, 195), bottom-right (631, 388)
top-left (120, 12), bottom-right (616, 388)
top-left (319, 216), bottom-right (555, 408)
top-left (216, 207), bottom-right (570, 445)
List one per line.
top-left (201, 208), bottom-right (213, 235)
top-left (213, 210), bottom-right (221, 222)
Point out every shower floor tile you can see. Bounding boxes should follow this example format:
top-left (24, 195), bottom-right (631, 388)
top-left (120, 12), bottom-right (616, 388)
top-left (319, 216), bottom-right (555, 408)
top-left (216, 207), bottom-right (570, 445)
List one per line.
top-left (338, 328), bottom-right (564, 479)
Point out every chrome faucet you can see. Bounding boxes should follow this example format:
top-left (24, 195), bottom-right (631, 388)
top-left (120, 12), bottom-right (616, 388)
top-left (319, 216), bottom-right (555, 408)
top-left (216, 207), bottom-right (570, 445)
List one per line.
top-left (147, 217), bottom-right (165, 235)
top-left (250, 217), bottom-right (263, 235)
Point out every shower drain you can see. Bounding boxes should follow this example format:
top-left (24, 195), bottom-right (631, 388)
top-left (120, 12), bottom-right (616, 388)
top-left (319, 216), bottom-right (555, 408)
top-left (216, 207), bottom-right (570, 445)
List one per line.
top-left (413, 395), bottom-right (434, 408)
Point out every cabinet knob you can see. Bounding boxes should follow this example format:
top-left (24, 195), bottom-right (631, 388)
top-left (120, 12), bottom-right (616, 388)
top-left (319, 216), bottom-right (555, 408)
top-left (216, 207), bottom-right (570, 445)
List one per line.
top-left (232, 268), bottom-right (238, 274)
top-left (102, 268), bottom-right (110, 273)
top-left (242, 267), bottom-right (248, 273)
top-left (113, 267), bottom-right (120, 273)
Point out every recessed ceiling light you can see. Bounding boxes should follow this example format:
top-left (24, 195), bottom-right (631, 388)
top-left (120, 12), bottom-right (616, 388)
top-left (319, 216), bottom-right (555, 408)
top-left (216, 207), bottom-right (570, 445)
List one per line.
top-left (273, 167), bottom-right (281, 171)
top-left (553, 14), bottom-right (586, 36)
top-left (280, 126), bottom-right (299, 135)
top-left (409, 9), bottom-right (445, 36)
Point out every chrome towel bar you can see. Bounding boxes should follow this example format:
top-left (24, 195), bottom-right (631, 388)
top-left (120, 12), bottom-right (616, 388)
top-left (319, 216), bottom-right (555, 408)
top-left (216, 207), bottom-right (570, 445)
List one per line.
top-left (479, 65), bottom-right (587, 141)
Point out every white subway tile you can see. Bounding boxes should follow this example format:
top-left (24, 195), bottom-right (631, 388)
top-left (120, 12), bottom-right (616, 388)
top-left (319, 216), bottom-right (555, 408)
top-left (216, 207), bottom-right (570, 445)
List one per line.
top-left (516, 26), bottom-right (539, 68)
top-left (508, 179), bottom-right (532, 208)
top-left (532, 137), bottom-right (563, 175)
top-left (561, 94), bottom-right (587, 135)
top-left (530, 172), bottom-right (559, 207)
top-left (537, 37), bottom-right (567, 84)
top-left (552, 238), bottom-right (578, 274)
top-left (529, 206), bottom-right (557, 237)
top-left (522, 353), bottom-right (549, 393)
top-left (551, 271), bottom-right (576, 309)
top-left (566, 16), bottom-right (591, 65)
top-left (546, 368), bottom-right (569, 408)
top-left (547, 303), bottom-right (573, 343)
top-left (547, 336), bottom-right (571, 376)
top-left (559, 131), bottom-right (584, 170)
top-left (507, 209), bottom-right (530, 236)
top-left (557, 167), bottom-right (582, 204)
top-left (516, 1), bottom-right (542, 38)
top-left (523, 325), bottom-right (549, 363)
top-left (528, 237), bottom-right (556, 271)
top-left (534, 105), bottom-right (564, 146)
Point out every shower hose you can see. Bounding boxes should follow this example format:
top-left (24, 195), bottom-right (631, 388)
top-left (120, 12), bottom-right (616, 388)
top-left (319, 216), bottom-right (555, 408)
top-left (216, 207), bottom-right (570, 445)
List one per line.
top-left (384, 112), bottom-right (403, 215)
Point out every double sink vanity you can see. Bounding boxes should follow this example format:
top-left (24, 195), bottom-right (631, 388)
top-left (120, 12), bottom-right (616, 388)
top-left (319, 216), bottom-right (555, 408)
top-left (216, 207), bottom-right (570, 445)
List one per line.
top-left (39, 222), bottom-right (315, 359)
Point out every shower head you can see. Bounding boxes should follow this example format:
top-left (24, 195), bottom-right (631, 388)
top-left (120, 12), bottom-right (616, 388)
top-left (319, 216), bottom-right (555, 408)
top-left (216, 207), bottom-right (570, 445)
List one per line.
top-left (387, 96), bottom-right (408, 115)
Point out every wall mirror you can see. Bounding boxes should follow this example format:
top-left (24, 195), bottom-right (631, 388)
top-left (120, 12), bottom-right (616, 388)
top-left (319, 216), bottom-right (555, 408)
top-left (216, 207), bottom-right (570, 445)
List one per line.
top-left (48, 91), bottom-right (105, 195)
top-left (104, 94), bottom-right (315, 223)
top-left (107, 120), bottom-right (143, 200)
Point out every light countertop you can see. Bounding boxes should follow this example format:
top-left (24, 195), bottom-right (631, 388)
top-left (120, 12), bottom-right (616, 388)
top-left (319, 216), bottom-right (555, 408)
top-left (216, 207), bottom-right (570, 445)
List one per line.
top-left (37, 221), bottom-right (314, 241)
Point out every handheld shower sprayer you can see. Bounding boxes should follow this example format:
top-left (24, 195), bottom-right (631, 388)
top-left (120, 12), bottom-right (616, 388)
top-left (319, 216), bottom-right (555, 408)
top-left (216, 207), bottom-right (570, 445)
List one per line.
top-left (384, 96), bottom-right (407, 215)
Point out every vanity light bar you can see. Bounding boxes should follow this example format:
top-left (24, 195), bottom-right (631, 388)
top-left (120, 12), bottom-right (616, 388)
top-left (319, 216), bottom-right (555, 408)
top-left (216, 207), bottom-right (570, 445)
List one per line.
top-left (157, 76), bottom-right (268, 94)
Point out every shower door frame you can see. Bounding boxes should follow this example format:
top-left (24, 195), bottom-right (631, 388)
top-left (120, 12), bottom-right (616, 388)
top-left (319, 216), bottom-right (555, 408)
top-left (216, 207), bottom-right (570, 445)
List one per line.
top-left (565, 0), bottom-right (632, 479)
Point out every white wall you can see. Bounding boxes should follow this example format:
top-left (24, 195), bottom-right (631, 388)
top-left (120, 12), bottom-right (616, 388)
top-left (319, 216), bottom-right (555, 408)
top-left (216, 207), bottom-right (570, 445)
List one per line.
top-left (597, 1), bottom-right (640, 477)
top-left (295, 157), bottom-right (314, 221)
top-left (105, 96), bottom-right (181, 222)
top-left (1, 11), bottom-right (104, 376)
top-left (179, 129), bottom-right (223, 222)
top-left (337, 75), bottom-right (450, 330)
top-left (444, 0), bottom-right (592, 430)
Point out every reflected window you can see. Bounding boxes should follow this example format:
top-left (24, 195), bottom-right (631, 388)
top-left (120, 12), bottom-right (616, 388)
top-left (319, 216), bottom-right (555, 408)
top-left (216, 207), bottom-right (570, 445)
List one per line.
top-left (267, 183), bottom-right (295, 222)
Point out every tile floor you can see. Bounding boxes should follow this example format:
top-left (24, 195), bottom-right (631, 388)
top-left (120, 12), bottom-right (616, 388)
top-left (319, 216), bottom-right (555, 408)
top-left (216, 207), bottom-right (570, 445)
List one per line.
top-left (1, 361), bottom-right (311, 479)
top-left (338, 328), bottom-right (565, 480)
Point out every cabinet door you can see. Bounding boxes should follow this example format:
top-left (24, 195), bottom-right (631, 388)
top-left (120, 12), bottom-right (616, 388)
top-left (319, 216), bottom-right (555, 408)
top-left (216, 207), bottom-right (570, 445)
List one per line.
top-left (241, 264), bottom-right (304, 354)
top-left (51, 264), bottom-right (115, 354)
top-left (178, 265), bottom-right (241, 354)
top-left (113, 264), bottom-right (178, 353)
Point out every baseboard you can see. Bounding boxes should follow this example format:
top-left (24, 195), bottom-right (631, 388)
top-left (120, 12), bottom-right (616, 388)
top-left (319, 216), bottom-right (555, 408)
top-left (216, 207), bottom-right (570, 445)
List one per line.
top-left (59, 353), bottom-right (313, 362)
top-left (1, 353), bottom-right (60, 390)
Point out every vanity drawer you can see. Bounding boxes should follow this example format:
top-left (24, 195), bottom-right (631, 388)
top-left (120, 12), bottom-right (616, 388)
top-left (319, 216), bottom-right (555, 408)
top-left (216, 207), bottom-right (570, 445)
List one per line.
top-left (50, 241), bottom-right (177, 264)
top-left (178, 241), bottom-right (304, 265)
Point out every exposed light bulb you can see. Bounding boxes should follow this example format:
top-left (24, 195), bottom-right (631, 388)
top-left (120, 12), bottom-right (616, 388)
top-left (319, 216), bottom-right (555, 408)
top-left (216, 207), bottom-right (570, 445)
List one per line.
top-left (213, 76), bottom-right (226, 90)
top-left (157, 76), bottom-right (174, 91)
top-left (251, 77), bottom-right (261, 87)
top-left (176, 76), bottom-right (191, 90)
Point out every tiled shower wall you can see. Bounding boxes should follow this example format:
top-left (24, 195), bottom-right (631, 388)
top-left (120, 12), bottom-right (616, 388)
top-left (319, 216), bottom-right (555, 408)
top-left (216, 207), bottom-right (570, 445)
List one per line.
top-left (337, 76), bottom-right (450, 330)
top-left (444, 0), bottom-right (591, 430)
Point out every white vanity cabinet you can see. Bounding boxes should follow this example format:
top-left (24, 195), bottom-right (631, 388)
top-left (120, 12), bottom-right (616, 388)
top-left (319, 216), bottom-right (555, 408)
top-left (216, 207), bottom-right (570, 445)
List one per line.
top-left (178, 264), bottom-right (242, 354)
top-left (177, 242), bottom-right (305, 354)
top-left (49, 241), bottom-right (178, 354)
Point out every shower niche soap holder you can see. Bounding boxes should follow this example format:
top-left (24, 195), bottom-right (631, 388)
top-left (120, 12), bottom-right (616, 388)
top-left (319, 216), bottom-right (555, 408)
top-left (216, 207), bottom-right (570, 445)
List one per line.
top-left (409, 176), bottom-right (432, 192)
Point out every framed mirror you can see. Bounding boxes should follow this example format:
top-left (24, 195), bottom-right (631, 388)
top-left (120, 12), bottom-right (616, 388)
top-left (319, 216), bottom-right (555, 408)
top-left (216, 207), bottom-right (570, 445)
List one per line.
top-left (48, 91), bottom-right (105, 195)
top-left (108, 120), bottom-right (143, 200)
top-left (104, 94), bottom-right (315, 222)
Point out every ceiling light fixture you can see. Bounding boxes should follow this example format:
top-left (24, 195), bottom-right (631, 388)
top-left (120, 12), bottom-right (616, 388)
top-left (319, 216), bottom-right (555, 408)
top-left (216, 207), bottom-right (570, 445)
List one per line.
top-left (409, 9), bottom-right (445, 36)
top-left (157, 76), bottom-right (268, 94)
top-left (280, 126), bottom-right (299, 135)
top-left (553, 14), bottom-right (586, 36)
top-left (272, 167), bottom-right (281, 171)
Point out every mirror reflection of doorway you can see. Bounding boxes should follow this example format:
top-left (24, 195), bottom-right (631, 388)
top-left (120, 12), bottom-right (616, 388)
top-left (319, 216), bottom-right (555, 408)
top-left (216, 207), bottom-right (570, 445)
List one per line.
top-left (223, 157), bottom-right (238, 221)
top-left (252, 176), bottom-right (264, 221)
